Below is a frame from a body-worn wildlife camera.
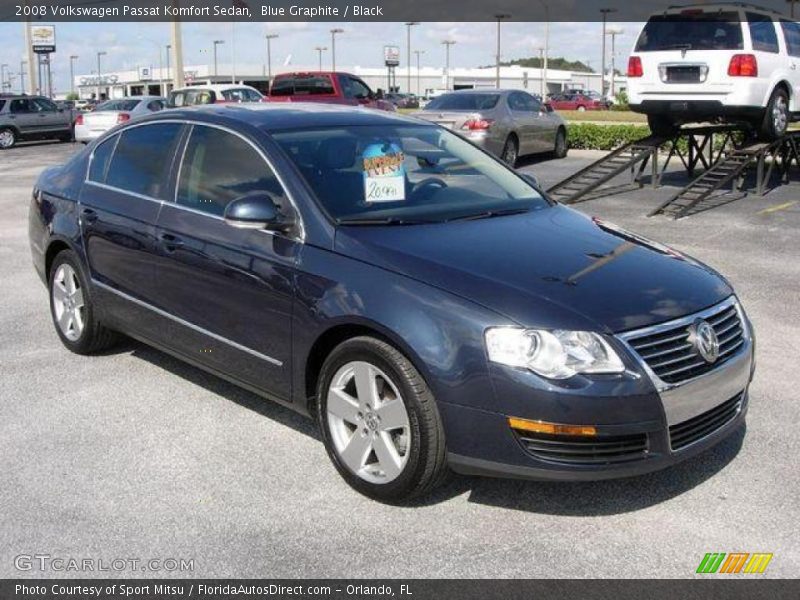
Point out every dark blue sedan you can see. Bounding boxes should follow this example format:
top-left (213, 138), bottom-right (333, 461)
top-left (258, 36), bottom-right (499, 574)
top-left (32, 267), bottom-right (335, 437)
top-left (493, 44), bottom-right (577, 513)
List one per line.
top-left (28, 104), bottom-right (755, 501)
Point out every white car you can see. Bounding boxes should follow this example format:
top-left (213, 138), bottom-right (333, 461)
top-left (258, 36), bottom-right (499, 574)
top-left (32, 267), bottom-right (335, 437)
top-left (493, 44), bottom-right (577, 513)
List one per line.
top-left (74, 96), bottom-right (166, 143)
top-left (167, 84), bottom-right (264, 107)
top-left (627, 3), bottom-right (800, 140)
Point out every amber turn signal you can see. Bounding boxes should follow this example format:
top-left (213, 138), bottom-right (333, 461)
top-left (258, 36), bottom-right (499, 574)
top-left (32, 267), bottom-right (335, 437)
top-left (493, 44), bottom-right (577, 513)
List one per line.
top-left (508, 417), bottom-right (597, 437)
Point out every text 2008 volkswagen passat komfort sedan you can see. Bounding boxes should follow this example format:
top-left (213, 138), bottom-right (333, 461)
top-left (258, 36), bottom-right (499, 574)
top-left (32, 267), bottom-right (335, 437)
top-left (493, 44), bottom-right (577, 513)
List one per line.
top-left (28, 104), bottom-right (755, 501)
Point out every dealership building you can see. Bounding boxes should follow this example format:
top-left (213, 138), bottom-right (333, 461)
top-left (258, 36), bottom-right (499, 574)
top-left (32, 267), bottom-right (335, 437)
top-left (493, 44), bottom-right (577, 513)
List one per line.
top-left (73, 62), bottom-right (626, 100)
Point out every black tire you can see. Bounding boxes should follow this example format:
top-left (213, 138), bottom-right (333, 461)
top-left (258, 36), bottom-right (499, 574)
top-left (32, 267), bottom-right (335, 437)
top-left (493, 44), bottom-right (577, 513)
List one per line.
top-left (647, 114), bottom-right (679, 137)
top-left (501, 134), bottom-right (519, 167)
top-left (59, 128), bottom-right (74, 143)
top-left (48, 249), bottom-right (119, 355)
top-left (0, 127), bottom-right (17, 150)
top-left (551, 127), bottom-right (568, 159)
top-left (316, 336), bottom-right (448, 502)
top-left (759, 87), bottom-right (790, 141)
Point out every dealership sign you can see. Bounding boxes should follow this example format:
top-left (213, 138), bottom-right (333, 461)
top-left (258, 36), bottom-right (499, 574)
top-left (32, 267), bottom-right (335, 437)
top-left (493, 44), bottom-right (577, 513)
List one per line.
top-left (384, 45), bottom-right (400, 67)
top-left (80, 74), bottom-right (120, 86)
top-left (31, 25), bottom-right (56, 54)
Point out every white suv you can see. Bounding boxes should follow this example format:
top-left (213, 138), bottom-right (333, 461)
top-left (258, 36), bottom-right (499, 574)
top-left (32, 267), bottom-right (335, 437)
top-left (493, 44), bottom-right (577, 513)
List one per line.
top-left (627, 3), bottom-right (800, 140)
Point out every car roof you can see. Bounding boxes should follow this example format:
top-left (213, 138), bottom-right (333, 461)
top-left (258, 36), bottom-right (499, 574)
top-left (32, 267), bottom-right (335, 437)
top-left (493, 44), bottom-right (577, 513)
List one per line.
top-left (171, 84), bottom-right (260, 93)
top-left (664, 3), bottom-right (782, 16)
top-left (153, 102), bottom-right (428, 132)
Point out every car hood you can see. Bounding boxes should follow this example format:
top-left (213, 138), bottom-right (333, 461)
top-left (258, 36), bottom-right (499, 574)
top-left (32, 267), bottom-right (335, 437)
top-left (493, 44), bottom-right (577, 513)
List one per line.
top-left (334, 205), bottom-right (732, 332)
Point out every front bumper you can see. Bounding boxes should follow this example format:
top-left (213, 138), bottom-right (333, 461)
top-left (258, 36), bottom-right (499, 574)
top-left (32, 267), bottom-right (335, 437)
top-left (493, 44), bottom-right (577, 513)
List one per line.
top-left (444, 297), bottom-right (755, 481)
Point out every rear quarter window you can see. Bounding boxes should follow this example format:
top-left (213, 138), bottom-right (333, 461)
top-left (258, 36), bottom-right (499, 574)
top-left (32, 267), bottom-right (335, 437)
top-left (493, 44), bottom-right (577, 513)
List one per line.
top-left (748, 13), bottom-right (779, 53)
top-left (87, 135), bottom-right (118, 184)
top-left (781, 20), bottom-right (800, 57)
top-left (105, 123), bottom-right (183, 199)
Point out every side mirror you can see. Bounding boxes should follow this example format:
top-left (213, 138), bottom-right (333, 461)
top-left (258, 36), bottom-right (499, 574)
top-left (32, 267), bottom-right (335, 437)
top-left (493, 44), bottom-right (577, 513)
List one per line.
top-left (223, 192), bottom-right (294, 232)
top-left (519, 172), bottom-right (541, 190)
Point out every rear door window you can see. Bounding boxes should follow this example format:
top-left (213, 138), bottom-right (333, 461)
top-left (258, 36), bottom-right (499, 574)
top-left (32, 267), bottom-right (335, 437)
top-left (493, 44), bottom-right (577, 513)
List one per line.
top-left (781, 20), bottom-right (800, 57)
top-left (748, 13), bottom-right (779, 53)
top-left (106, 123), bottom-right (183, 199)
top-left (635, 13), bottom-right (744, 51)
top-left (176, 125), bottom-right (286, 217)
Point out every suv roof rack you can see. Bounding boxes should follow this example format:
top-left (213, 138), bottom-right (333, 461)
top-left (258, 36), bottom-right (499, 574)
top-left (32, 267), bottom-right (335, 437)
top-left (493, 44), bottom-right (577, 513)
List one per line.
top-left (666, 2), bottom-right (785, 17)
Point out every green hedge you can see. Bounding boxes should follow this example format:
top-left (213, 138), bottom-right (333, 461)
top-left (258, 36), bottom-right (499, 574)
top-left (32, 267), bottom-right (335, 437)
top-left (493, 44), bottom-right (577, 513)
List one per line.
top-left (566, 123), bottom-right (747, 152)
top-left (567, 123), bottom-right (651, 150)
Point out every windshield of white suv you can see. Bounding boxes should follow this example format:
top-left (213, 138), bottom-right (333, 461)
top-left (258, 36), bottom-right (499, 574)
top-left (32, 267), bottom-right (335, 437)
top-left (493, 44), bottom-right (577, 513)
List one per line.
top-left (636, 13), bottom-right (744, 52)
top-left (271, 124), bottom-right (549, 224)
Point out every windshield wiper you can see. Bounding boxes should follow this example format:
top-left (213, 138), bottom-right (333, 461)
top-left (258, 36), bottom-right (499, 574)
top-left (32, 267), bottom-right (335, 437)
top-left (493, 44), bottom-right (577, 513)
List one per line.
top-left (337, 217), bottom-right (436, 226)
top-left (446, 207), bottom-right (531, 222)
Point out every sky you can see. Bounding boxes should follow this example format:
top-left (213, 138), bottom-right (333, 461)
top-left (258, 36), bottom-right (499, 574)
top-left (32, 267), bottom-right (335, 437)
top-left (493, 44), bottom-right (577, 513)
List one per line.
top-left (0, 21), bottom-right (637, 95)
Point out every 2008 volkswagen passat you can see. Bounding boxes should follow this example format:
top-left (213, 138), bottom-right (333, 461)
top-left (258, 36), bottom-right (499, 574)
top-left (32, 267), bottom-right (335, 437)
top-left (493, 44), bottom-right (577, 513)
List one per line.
top-left (28, 104), bottom-right (755, 501)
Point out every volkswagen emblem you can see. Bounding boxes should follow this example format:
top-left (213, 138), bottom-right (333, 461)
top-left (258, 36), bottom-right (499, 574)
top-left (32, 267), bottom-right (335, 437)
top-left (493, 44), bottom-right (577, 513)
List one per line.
top-left (690, 319), bottom-right (720, 363)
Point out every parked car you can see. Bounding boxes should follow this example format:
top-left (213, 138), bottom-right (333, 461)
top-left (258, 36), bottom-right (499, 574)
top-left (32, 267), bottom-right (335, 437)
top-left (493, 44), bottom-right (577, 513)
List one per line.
top-left (0, 94), bottom-right (75, 149)
top-left (385, 92), bottom-right (420, 109)
top-left (628, 2), bottom-right (800, 139)
top-left (167, 84), bottom-right (264, 107)
top-left (268, 72), bottom-right (396, 111)
top-left (74, 99), bottom-right (97, 112)
top-left (29, 103), bottom-right (755, 501)
top-left (75, 96), bottom-right (166, 143)
top-left (416, 89), bottom-right (568, 165)
top-left (548, 92), bottom-right (609, 111)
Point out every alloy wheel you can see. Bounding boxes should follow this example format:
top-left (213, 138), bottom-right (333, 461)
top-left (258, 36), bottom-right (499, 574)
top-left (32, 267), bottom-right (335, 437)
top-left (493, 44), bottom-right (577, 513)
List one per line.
top-left (502, 139), bottom-right (518, 166)
top-left (52, 264), bottom-right (85, 341)
top-left (773, 96), bottom-right (788, 136)
top-left (326, 361), bottom-right (411, 484)
top-left (0, 129), bottom-right (14, 149)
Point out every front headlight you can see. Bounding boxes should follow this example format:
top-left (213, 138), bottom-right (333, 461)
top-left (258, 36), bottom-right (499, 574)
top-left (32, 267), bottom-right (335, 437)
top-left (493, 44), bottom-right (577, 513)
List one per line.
top-left (484, 328), bottom-right (625, 380)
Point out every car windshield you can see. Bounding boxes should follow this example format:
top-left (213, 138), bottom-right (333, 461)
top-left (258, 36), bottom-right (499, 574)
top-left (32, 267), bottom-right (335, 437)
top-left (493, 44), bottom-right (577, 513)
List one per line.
top-left (96, 99), bottom-right (140, 111)
top-left (636, 12), bottom-right (744, 51)
top-left (271, 124), bottom-right (549, 224)
top-left (425, 94), bottom-right (500, 111)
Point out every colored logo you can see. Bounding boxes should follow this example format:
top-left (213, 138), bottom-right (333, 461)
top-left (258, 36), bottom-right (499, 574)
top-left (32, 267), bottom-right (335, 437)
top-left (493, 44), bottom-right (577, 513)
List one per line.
top-left (696, 553), bottom-right (773, 574)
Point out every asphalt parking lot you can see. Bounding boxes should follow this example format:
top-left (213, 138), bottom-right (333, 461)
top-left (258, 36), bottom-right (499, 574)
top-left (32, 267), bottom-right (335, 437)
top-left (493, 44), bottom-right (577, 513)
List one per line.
top-left (1, 140), bottom-right (798, 579)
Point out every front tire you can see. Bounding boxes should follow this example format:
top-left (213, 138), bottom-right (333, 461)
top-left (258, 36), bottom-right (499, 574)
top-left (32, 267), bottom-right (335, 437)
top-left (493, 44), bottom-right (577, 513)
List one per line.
top-left (48, 249), bottom-right (118, 354)
top-left (552, 127), bottom-right (568, 159)
top-left (759, 88), bottom-right (790, 141)
top-left (316, 336), bottom-right (448, 502)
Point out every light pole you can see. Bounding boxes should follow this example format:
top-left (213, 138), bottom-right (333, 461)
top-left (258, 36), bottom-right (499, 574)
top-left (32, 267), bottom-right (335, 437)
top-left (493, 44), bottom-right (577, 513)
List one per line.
top-left (315, 46), bottom-right (327, 71)
top-left (19, 61), bottom-right (26, 94)
top-left (330, 28), bottom-right (343, 71)
top-left (405, 22), bottom-right (418, 94)
top-left (414, 49), bottom-right (425, 97)
top-left (600, 8), bottom-right (617, 98)
top-left (96, 51), bottom-right (106, 100)
top-left (165, 45), bottom-right (171, 93)
top-left (788, 0), bottom-right (798, 18)
top-left (213, 40), bottom-right (224, 78)
top-left (606, 27), bottom-right (624, 100)
top-left (0, 64), bottom-right (7, 93)
top-left (442, 40), bottom-right (456, 91)
top-left (495, 13), bottom-right (511, 89)
top-left (69, 55), bottom-right (78, 96)
top-left (265, 33), bottom-right (278, 85)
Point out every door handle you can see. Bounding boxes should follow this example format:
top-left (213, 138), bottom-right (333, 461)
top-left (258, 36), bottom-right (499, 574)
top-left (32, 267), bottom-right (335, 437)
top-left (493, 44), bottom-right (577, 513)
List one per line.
top-left (159, 233), bottom-right (184, 251)
top-left (81, 208), bottom-right (98, 223)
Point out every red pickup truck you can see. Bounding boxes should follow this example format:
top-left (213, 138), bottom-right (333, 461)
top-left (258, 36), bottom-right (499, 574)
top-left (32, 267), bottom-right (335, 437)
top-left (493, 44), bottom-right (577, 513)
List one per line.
top-left (268, 72), bottom-right (395, 111)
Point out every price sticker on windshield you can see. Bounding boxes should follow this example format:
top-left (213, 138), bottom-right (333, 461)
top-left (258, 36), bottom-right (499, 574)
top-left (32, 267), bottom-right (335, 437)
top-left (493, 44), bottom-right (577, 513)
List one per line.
top-left (363, 143), bottom-right (406, 203)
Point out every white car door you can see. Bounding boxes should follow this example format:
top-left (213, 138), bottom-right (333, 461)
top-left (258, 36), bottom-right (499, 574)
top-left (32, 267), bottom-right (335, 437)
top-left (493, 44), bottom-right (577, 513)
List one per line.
top-left (744, 11), bottom-right (786, 107)
top-left (779, 19), bottom-right (800, 110)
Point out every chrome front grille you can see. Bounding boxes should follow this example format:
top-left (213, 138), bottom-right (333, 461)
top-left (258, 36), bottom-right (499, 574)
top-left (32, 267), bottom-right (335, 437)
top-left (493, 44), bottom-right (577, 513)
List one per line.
top-left (622, 299), bottom-right (746, 386)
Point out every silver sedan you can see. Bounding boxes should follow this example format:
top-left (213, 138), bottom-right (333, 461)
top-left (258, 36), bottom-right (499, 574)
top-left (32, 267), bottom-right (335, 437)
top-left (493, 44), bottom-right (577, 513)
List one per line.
top-left (415, 89), bottom-right (568, 166)
top-left (74, 96), bottom-right (166, 143)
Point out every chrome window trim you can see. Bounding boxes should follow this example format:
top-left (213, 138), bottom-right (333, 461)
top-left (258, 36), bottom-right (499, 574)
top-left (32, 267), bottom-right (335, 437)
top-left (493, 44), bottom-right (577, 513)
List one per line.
top-left (616, 296), bottom-right (750, 392)
top-left (85, 180), bottom-right (164, 206)
top-left (83, 118), bottom-right (305, 242)
top-left (92, 279), bottom-right (284, 367)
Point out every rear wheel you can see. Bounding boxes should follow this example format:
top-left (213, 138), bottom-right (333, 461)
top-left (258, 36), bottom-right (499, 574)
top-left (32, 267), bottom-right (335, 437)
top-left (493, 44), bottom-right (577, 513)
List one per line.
top-left (0, 127), bottom-right (17, 149)
top-left (317, 336), bottom-right (448, 502)
top-left (501, 135), bottom-right (519, 167)
top-left (48, 249), bottom-right (118, 354)
top-left (647, 114), bottom-right (679, 137)
top-left (759, 88), bottom-right (789, 141)
top-left (577, 105), bottom-right (587, 112)
top-left (552, 127), bottom-right (568, 159)
top-left (59, 128), bottom-right (74, 143)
